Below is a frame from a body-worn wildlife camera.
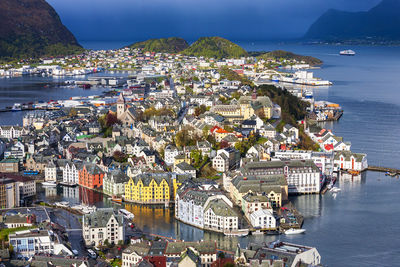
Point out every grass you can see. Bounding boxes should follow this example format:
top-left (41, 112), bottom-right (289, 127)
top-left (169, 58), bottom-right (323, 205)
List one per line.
top-left (0, 226), bottom-right (37, 242)
top-left (111, 258), bottom-right (122, 267)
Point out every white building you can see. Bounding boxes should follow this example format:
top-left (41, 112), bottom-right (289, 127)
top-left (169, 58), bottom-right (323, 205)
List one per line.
top-left (334, 151), bottom-right (368, 171)
top-left (82, 208), bottom-right (125, 247)
top-left (0, 126), bottom-right (28, 139)
top-left (45, 161), bottom-right (57, 182)
top-left (164, 145), bottom-right (180, 166)
top-left (249, 209), bottom-right (276, 229)
top-left (203, 198), bottom-right (238, 233)
top-left (122, 242), bottom-right (150, 267)
top-left (63, 161), bottom-right (80, 185)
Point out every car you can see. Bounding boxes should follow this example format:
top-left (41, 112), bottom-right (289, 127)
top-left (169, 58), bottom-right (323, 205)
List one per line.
top-left (87, 249), bottom-right (97, 259)
top-left (72, 249), bottom-right (79, 256)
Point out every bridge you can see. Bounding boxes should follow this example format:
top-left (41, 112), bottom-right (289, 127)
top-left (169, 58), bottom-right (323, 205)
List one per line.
top-left (367, 165), bottom-right (400, 175)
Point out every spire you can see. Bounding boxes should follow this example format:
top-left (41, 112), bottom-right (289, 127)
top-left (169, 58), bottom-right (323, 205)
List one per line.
top-left (117, 93), bottom-right (125, 104)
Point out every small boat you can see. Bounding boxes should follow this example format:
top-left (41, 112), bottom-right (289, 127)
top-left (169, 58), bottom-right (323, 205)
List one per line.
top-left (340, 50), bottom-right (356, 56)
top-left (224, 229), bottom-right (249, 236)
top-left (284, 228), bottom-right (306, 235)
top-left (11, 103), bottom-right (22, 112)
top-left (330, 187), bottom-right (341, 193)
top-left (41, 181), bottom-right (57, 187)
top-left (111, 196), bottom-right (123, 204)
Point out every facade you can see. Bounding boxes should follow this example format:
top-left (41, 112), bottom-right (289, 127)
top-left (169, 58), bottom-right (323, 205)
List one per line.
top-left (63, 161), bottom-right (80, 185)
top-left (0, 126), bottom-right (28, 139)
top-left (334, 151), bottom-right (368, 171)
top-left (249, 209), bottom-right (276, 229)
top-left (103, 169), bottom-right (129, 196)
top-left (82, 208), bottom-right (124, 247)
top-left (0, 158), bottom-right (19, 173)
top-left (124, 173), bottom-right (180, 204)
top-left (9, 229), bottom-right (54, 257)
top-left (165, 241), bottom-right (217, 267)
top-left (241, 160), bottom-right (322, 194)
top-left (78, 163), bottom-right (105, 189)
top-left (203, 198), bottom-right (239, 233)
top-left (122, 242), bottom-right (151, 267)
top-left (0, 178), bottom-right (18, 209)
top-left (44, 161), bottom-right (57, 182)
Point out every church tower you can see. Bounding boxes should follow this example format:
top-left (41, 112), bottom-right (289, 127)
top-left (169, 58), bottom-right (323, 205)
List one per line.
top-left (117, 93), bottom-right (125, 119)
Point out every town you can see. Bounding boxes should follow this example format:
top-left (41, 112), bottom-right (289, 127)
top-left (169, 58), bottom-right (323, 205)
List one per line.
top-left (0, 46), bottom-right (368, 267)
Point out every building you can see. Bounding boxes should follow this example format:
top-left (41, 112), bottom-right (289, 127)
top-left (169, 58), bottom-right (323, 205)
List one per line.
top-left (9, 229), bottom-right (73, 258)
top-left (44, 161), bottom-right (57, 182)
top-left (228, 174), bottom-right (287, 208)
top-left (116, 93), bottom-right (136, 126)
top-left (0, 178), bottom-right (18, 208)
top-left (203, 198), bottom-right (239, 233)
top-left (241, 192), bottom-right (272, 219)
top-left (103, 169), bottom-right (129, 196)
top-left (240, 160), bottom-right (322, 194)
top-left (1, 214), bottom-right (36, 228)
top-left (124, 173), bottom-right (183, 204)
top-left (174, 162), bottom-right (196, 178)
top-left (0, 126), bottom-right (28, 139)
top-left (0, 158), bottom-right (19, 173)
top-left (164, 241), bottom-right (217, 267)
top-left (334, 151), bottom-right (368, 171)
top-left (249, 209), bottom-right (276, 229)
top-left (63, 161), bottom-right (81, 185)
top-left (236, 241), bottom-right (321, 267)
top-left (82, 208), bottom-right (124, 247)
top-left (78, 163), bottom-right (105, 189)
top-left (122, 242), bottom-right (151, 267)
top-left (212, 148), bottom-right (240, 173)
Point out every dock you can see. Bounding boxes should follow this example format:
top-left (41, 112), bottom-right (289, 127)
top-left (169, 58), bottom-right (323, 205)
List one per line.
top-left (367, 166), bottom-right (400, 175)
top-left (0, 107), bottom-right (60, 113)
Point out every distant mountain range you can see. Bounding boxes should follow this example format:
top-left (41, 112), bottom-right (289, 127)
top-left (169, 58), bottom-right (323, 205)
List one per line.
top-left (128, 36), bottom-right (248, 59)
top-left (0, 0), bottom-right (83, 60)
top-left (304, 0), bottom-right (400, 42)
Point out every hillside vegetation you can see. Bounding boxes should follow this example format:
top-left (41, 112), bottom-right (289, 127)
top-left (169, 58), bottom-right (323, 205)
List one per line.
top-left (128, 37), bottom-right (189, 53)
top-left (182, 37), bottom-right (248, 59)
top-left (0, 0), bottom-right (83, 60)
top-left (258, 50), bottom-right (322, 66)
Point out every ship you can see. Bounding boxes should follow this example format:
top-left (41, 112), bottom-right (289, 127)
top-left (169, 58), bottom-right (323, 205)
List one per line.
top-left (11, 103), bottom-right (22, 112)
top-left (41, 181), bottom-right (57, 187)
top-left (284, 228), bottom-right (306, 235)
top-left (339, 50), bottom-right (356, 56)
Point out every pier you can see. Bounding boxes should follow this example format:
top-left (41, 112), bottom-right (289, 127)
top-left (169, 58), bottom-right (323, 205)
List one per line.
top-left (367, 166), bottom-right (400, 175)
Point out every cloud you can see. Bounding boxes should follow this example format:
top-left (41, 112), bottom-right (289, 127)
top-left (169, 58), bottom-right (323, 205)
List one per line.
top-left (47, 0), bottom-right (380, 43)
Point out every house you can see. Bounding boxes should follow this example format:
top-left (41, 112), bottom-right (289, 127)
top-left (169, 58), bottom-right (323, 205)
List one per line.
top-left (212, 148), bottom-right (240, 173)
top-left (44, 161), bottom-right (57, 182)
top-left (78, 163), bottom-right (105, 189)
top-left (82, 208), bottom-right (124, 247)
top-left (174, 162), bottom-right (196, 178)
top-left (164, 145), bottom-right (180, 166)
top-left (122, 242), bottom-right (151, 266)
top-left (0, 158), bottom-right (19, 173)
top-left (249, 209), bottom-right (276, 229)
top-left (103, 169), bottom-right (130, 196)
top-left (62, 160), bottom-right (81, 185)
top-left (1, 214), bottom-right (36, 228)
top-left (204, 198), bottom-right (239, 233)
top-left (164, 241), bottom-right (217, 267)
top-left (334, 151), bottom-right (368, 171)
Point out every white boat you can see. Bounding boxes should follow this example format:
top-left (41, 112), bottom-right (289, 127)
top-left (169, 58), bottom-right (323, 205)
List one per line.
top-left (284, 228), bottom-right (306, 235)
top-left (224, 229), bottom-right (249, 236)
top-left (41, 181), bottom-right (57, 187)
top-left (340, 50), bottom-right (356, 56)
top-left (119, 209), bottom-right (135, 220)
top-left (55, 201), bottom-right (70, 208)
top-left (12, 103), bottom-right (22, 111)
top-left (330, 187), bottom-right (341, 193)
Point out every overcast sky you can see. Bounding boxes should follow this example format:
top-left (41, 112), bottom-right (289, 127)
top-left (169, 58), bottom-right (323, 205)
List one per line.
top-left (47, 0), bottom-right (380, 43)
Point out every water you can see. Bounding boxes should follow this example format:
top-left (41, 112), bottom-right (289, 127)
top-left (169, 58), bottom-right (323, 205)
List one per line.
top-left (4, 44), bottom-right (400, 266)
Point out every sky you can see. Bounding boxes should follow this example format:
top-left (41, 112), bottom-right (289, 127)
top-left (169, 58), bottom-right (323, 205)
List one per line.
top-left (47, 0), bottom-right (380, 45)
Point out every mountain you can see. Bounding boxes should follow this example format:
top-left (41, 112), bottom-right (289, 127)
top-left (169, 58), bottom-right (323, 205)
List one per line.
top-left (258, 50), bottom-right (322, 66)
top-left (0, 0), bottom-right (83, 60)
top-left (128, 37), bottom-right (189, 53)
top-left (304, 0), bottom-right (400, 42)
top-left (182, 37), bottom-right (248, 59)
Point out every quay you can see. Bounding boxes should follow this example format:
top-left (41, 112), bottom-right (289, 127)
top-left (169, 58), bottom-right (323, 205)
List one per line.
top-left (0, 107), bottom-right (60, 113)
top-left (367, 165), bottom-right (400, 175)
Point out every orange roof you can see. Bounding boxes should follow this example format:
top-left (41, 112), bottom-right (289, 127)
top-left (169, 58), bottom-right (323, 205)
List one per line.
top-left (216, 128), bottom-right (229, 134)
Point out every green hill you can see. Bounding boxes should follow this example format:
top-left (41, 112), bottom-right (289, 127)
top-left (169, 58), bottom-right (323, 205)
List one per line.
top-left (182, 37), bottom-right (248, 59)
top-left (258, 50), bottom-right (322, 66)
top-left (128, 37), bottom-right (189, 53)
top-left (0, 0), bottom-right (83, 60)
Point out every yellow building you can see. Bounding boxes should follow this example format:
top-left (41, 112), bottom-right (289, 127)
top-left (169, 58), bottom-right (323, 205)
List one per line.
top-left (124, 173), bottom-right (183, 204)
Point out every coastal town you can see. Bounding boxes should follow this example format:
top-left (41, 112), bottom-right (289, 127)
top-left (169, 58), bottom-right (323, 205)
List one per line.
top-left (0, 46), bottom-right (369, 267)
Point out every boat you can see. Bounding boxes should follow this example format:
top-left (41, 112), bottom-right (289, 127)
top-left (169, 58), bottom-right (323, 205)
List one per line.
top-left (330, 187), bottom-right (341, 193)
top-left (119, 209), bottom-right (135, 220)
top-left (41, 181), bottom-right (57, 187)
top-left (111, 196), bottom-right (123, 204)
top-left (55, 201), bottom-right (70, 208)
top-left (284, 228), bottom-right (306, 235)
top-left (11, 103), bottom-right (22, 112)
top-left (340, 50), bottom-right (356, 56)
top-left (224, 229), bottom-right (249, 236)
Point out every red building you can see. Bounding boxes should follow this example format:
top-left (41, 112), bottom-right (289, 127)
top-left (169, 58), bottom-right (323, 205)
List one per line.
top-left (78, 163), bottom-right (104, 189)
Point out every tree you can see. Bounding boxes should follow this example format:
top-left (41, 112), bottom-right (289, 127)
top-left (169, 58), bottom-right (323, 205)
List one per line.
top-left (194, 105), bottom-right (207, 117)
top-left (69, 108), bottom-right (77, 117)
top-left (219, 140), bottom-right (230, 149)
top-left (113, 151), bottom-right (128, 163)
top-left (190, 150), bottom-right (203, 168)
top-left (175, 129), bottom-right (195, 148)
top-left (106, 113), bottom-right (120, 127)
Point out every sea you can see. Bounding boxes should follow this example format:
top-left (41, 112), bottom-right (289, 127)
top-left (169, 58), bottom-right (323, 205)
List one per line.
top-left (2, 42), bottom-right (400, 266)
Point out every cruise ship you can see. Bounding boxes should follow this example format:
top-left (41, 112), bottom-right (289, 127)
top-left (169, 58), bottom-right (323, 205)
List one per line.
top-left (339, 50), bottom-right (356, 56)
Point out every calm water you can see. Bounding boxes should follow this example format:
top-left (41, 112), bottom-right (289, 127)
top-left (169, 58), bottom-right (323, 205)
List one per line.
top-left (4, 44), bottom-right (400, 266)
